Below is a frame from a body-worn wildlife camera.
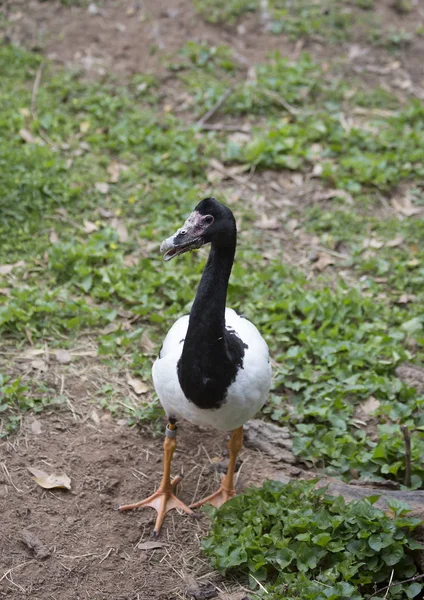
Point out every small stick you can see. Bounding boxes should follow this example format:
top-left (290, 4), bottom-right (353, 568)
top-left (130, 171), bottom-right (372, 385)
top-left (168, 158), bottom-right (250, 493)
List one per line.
top-left (401, 425), bottom-right (411, 487)
top-left (198, 123), bottom-right (250, 133)
top-left (195, 89), bottom-right (233, 126)
top-left (259, 88), bottom-right (303, 116)
top-left (384, 570), bottom-right (394, 599)
top-left (31, 62), bottom-right (45, 117)
top-left (370, 573), bottom-right (424, 598)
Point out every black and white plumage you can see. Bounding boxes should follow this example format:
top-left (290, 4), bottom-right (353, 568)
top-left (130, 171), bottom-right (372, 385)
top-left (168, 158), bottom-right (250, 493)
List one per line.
top-left (119, 198), bottom-right (271, 535)
top-left (153, 198), bottom-right (271, 429)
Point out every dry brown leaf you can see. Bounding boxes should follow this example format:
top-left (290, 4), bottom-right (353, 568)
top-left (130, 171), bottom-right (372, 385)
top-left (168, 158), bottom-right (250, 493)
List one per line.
top-left (392, 194), bottom-right (424, 217)
top-left (28, 467), bottom-right (71, 490)
top-left (90, 409), bottom-right (100, 425)
top-left (363, 238), bottom-right (384, 249)
top-left (206, 169), bottom-right (224, 184)
top-left (98, 207), bottom-right (113, 219)
top-left (386, 236), bottom-right (404, 248)
top-left (127, 375), bottom-right (149, 395)
top-left (25, 327), bottom-right (33, 346)
top-left (291, 173), bottom-right (303, 186)
top-left (31, 359), bottom-right (48, 372)
top-left (95, 182), bottom-right (109, 194)
top-left (137, 541), bottom-right (165, 550)
top-left (49, 230), bottom-right (59, 244)
top-left (311, 163), bottom-right (323, 177)
top-left (312, 252), bottom-right (335, 271)
top-left (30, 419), bottom-right (42, 435)
top-left (80, 120), bottom-right (90, 133)
top-left (123, 254), bottom-right (139, 267)
top-left (83, 220), bottom-right (98, 234)
top-left (111, 218), bottom-right (129, 243)
top-left (255, 214), bottom-right (280, 230)
top-left (19, 128), bottom-right (37, 144)
top-left (140, 330), bottom-right (155, 353)
top-left (107, 161), bottom-right (127, 183)
top-left (0, 261), bottom-right (25, 275)
top-left (397, 294), bottom-right (416, 304)
top-left (55, 349), bottom-right (72, 364)
top-left (360, 396), bottom-right (380, 415)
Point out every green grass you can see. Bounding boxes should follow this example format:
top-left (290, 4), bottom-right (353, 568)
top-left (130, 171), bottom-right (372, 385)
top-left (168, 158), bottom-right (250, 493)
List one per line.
top-left (1, 43), bottom-right (423, 489)
top-left (192, 0), bottom-right (420, 47)
top-left (1, 18), bottom-right (424, 600)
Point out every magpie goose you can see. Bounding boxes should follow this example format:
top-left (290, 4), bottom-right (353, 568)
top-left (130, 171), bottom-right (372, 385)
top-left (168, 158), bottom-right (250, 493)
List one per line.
top-left (119, 198), bottom-right (271, 536)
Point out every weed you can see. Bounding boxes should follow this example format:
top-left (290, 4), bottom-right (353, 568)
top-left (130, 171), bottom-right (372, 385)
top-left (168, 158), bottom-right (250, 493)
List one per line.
top-left (203, 480), bottom-right (423, 599)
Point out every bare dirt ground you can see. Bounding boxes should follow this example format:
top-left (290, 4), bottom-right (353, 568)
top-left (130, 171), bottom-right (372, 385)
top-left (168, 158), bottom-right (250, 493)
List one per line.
top-left (1, 355), bottom-right (285, 600)
top-left (1, 1), bottom-right (424, 599)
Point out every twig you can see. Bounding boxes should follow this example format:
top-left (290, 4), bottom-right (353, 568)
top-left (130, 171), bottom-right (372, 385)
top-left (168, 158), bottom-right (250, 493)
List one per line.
top-left (0, 561), bottom-right (33, 583)
top-left (384, 570), bottom-right (394, 599)
top-left (195, 89), bottom-right (233, 126)
top-left (260, 88), bottom-right (303, 116)
top-left (370, 573), bottom-right (424, 598)
top-left (31, 62), bottom-right (45, 117)
top-left (401, 425), bottom-right (411, 487)
top-left (197, 123), bottom-right (250, 133)
top-left (1, 462), bottom-right (24, 494)
top-left (99, 548), bottom-right (114, 564)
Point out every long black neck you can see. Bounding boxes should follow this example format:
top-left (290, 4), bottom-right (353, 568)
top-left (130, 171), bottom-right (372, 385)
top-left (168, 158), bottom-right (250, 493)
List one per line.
top-left (177, 232), bottom-right (247, 409)
top-left (186, 240), bottom-right (235, 344)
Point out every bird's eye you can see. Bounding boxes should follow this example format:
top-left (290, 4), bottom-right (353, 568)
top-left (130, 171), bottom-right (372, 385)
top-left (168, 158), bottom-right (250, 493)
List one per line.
top-left (203, 215), bottom-right (214, 225)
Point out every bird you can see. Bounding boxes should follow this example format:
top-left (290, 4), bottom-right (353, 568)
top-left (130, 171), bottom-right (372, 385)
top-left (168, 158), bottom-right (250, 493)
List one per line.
top-left (119, 197), bottom-right (272, 536)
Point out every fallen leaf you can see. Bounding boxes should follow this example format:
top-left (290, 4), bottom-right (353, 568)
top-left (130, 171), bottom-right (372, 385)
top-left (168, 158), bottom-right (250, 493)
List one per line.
top-left (255, 214), bottom-right (280, 230)
top-left (397, 294), bottom-right (416, 304)
top-left (311, 163), bottom-right (323, 177)
top-left (30, 419), bottom-right (42, 435)
top-left (111, 218), bottom-right (129, 243)
top-left (31, 359), bottom-right (48, 372)
top-left (312, 252), bottom-right (335, 271)
top-left (127, 375), bottom-right (149, 395)
top-left (80, 120), bottom-right (90, 133)
top-left (363, 238), bottom-right (384, 249)
top-left (49, 230), bottom-right (59, 244)
top-left (291, 173), bottom-right (303, 186)
top-left (392, 193), bottom-right (424, 217)
top-left (90, 409), bottom-right (100, 425)
top-left (83, 220), bottom-right (98, 233)
top-left (386, 236), bottom-right (403, 248)
top-left (137, 541), bottom-right (165, 550)
top-left (28, 467), bottom-right (71, 490)
top-left (20, 530), bottom-right (51, 559)
top-left (140, 331), bottom-right (155, 353)
top-left (107, 161), bottom-right (127, 183)
top-left (360, 396), bottom-right (380, 415)
top-left (55, 349), bottom-right (72, 364)
top-left (123, 254), bottom-right (139, 267)
top-left (19, 128), bottom-right (37, 144)
top-left (0, 261), bottom-right (25, 275)
top-left (206, 169), bottom-right (224, 184)
top-left (95, 182), bottom-right (109, 194)
top-left (98, 207), bottom-right (113, 218)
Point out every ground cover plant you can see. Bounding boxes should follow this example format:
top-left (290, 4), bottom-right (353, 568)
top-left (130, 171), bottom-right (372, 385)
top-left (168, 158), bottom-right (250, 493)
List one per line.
top-left (1, 1), bottom-right (424, 597)
top-left (203, 480), bottom-right (424, 599)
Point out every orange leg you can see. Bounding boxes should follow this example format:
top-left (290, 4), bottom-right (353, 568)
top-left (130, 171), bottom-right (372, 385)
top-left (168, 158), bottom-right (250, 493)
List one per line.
top-left (119, 422), bottom-right (194, 536)
top-left (190, 426), bottom-right (243, 509)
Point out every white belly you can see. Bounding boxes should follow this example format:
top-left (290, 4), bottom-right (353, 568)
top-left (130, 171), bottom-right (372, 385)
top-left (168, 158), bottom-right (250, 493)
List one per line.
top-left (152, 309), bottom-right (271, 431)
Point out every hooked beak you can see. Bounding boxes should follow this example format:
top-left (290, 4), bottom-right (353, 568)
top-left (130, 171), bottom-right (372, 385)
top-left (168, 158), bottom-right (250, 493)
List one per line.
top-left (160, 211), bottom-right (207, 261)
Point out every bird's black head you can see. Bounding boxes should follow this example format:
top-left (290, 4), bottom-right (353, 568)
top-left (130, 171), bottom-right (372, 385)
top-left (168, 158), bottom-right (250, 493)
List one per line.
top-left (160, 198), bottom-right (236, 261)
